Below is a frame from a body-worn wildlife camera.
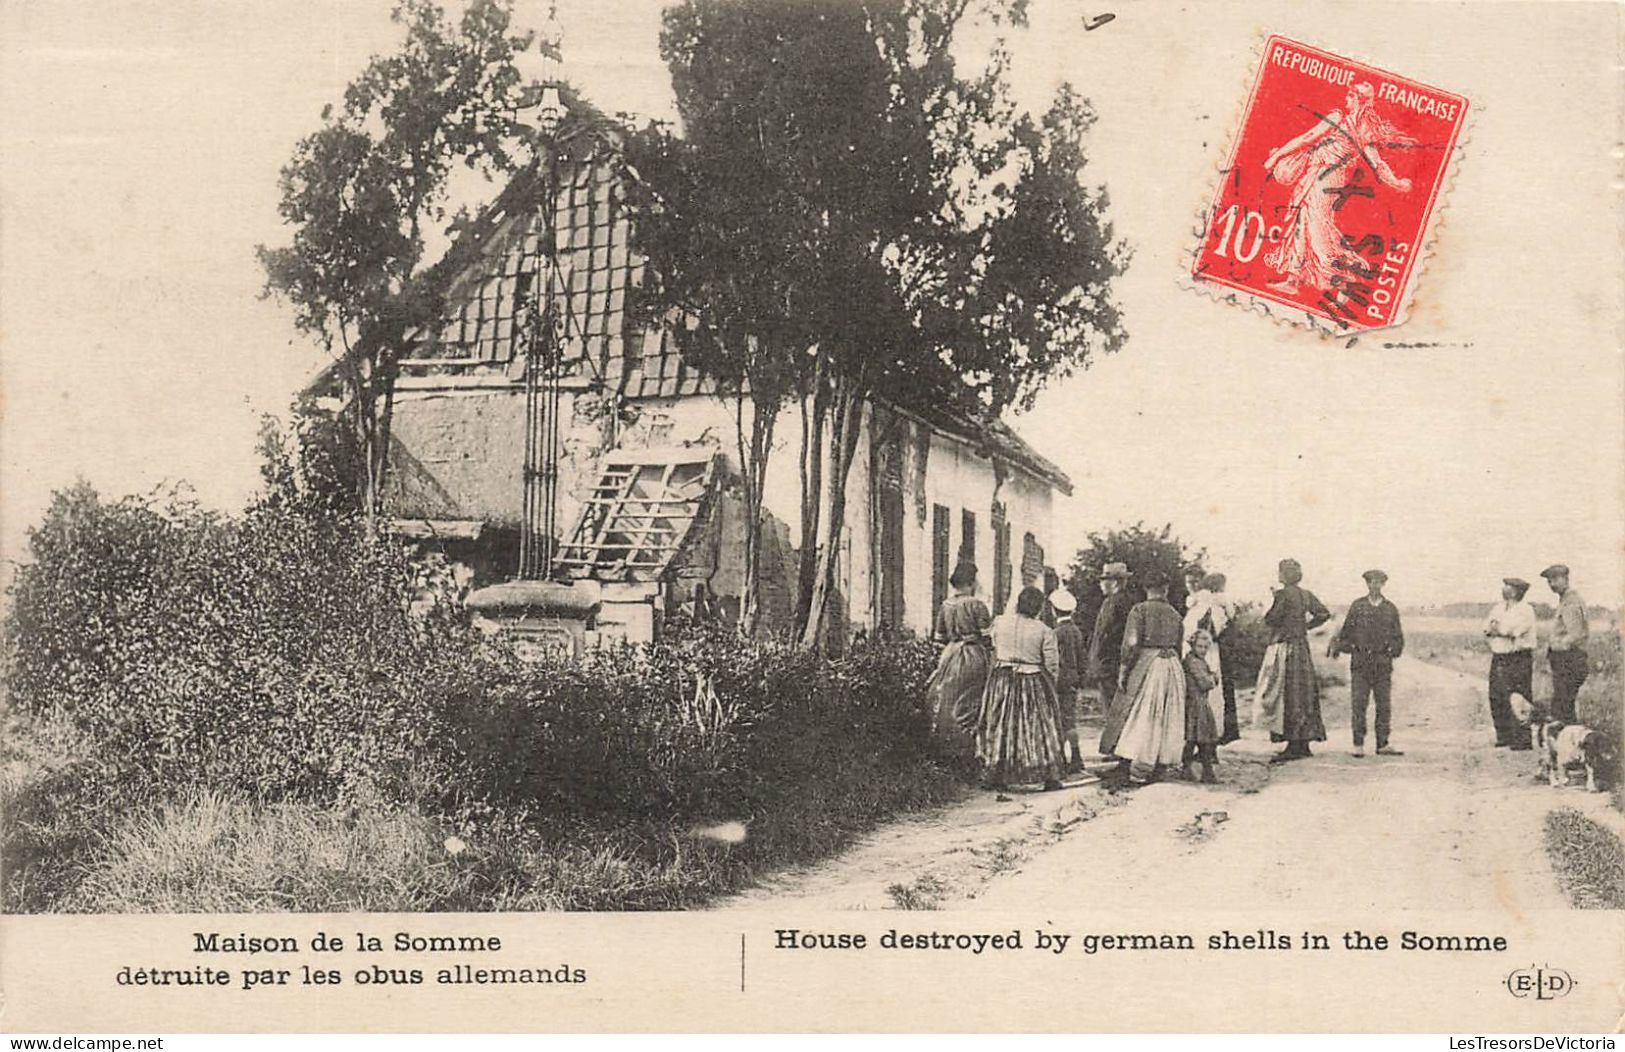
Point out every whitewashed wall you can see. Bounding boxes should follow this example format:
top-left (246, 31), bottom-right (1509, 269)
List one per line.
top-left (389, 380), bottom-right (1058, 636)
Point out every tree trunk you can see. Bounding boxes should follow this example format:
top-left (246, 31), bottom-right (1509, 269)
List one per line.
top-left (345, 355), bottom-right (380, 538)
top-left (734, 393), bottom-right (777, 637)
top-left (799, 377), bottom-right (864, 650)
top-left (373, 347), bottom-right (399, 517)
top-left (794, 372), bottom-right (828, 635)
top-left (371, 345), bottom-right (401, 533)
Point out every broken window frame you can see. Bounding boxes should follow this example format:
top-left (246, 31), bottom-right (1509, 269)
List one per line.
top-left (552, 448), bottom-right (718, 583)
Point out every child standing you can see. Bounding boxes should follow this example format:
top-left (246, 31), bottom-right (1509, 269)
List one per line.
top-left (1182, 628), bottom-right (1220, 784)
top-left (1050, 587), bottom-right (1087, 772)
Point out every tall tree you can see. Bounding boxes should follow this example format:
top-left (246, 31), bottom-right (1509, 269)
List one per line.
top-left (622, 1), bottom-right (848, 633)
top-left (1064, 521), bottom-right (1209, 628)
top-left (632, 0), bottom-right (1128, 645)
top-left (257, 0), bottom-right (543, 530)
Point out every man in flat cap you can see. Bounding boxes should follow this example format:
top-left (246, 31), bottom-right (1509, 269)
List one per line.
top-left (1087, 562), bottom-right (1134, 709)
top-left (1328, 569), bottom-right (1406, 757)
top-left (1484, 577), bottom-right (1537, 748)
top-left (1541, 564), bottom-right (1589, 722)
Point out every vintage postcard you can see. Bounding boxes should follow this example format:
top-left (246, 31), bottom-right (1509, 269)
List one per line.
top-left (1, 0), bottom-right (1621, 1036)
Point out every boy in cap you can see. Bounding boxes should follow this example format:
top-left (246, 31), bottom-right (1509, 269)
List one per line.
top-left (1484, 577), bottom-right (1537, 748)
top-left (1541, 564), bottom-right (1589, 722)
top-left (1328, 569), bottom-right (1406, 757)
top-left (1050, 587), bottom-right (1087, 771)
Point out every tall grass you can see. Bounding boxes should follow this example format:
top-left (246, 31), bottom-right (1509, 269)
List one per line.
top-left (2, 483), bottom-right (964, 913)
top-left (4, 742), bottom-right (960, 913)
top-left (1543, 808), bottom-right (1625, 909)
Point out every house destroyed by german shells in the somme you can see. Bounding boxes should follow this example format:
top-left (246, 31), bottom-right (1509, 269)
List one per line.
top-left (308, 82), bottom-right (1072, 656)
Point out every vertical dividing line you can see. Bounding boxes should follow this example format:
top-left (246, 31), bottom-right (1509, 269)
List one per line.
top-left (739, 933), bottom-right (746, 993)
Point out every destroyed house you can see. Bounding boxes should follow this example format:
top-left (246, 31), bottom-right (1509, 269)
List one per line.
top-left (328, 95), bottom-right (1072, 649)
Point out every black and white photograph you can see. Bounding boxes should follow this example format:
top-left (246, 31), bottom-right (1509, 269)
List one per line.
top-left (1, 0), bottom-right (1622, 1035)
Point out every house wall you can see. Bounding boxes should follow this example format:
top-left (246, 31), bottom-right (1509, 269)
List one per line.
top-left (387, 379), bottom-right (1058, 637)
top-left (908, 414), bottom-right (1057, 624)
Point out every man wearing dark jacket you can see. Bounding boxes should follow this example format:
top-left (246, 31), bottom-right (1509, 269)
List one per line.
top-left (1087, 563), bottom-right (1134, 704)
top-left (1329, 569), bottom-right (1406, 757)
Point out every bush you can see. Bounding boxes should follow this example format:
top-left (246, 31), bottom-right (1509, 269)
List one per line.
top-left (4, 482), bottom-right (960, 910)
top-left (440, 626), bottom-right (942, 828)
top-left (1225, 602), bottom-right (1270, 688)
top-left (4, 483), bottom-right (483, 805)
top-left (1575, 631), bottom-right (1621, 741)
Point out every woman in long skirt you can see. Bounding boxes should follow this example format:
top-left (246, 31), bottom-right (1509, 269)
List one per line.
top-left (977, 586), bottom-right (1065, 791)
top-left (1254, 558), bottom-right (1332, 761)
top-left (924, 563), bottom-right (992, 765)
top-left (1100, 571), bottom-right (1186, 783)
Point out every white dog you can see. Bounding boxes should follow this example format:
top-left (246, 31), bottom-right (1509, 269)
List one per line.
top-left (1509, 692), bottom-right (1535, 747)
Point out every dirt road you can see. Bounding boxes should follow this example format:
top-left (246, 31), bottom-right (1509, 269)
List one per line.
top-left (720, 657), bottom-right (1620, 912)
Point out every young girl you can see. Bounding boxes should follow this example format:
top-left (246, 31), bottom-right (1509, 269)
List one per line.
top-left (1182, 628), bottom-right (1220, 784)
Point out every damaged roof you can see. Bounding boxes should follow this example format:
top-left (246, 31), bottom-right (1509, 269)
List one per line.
top-left (309, 92), bottom-right (1071, 495)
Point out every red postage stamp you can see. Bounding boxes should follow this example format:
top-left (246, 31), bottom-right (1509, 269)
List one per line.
top-left (1191, 36), bottom-right (1468, 331)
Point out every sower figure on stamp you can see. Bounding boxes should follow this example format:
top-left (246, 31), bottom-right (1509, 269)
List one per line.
top-left (1328, 569), bottom-right (1406, 757)
top-left (1086, 562), bottom-right (1134, 714)
top-left (1262, 81), bottom-right (1414, 297)
top-left (1050, 587), bottom-right (1087, 772)
top-left (1540, 564), bottom-right (1589, 723)
top-left (1254, 558), bottom-right (1332, 762)
top-left (1484, 576), bottom-right (1536, 749)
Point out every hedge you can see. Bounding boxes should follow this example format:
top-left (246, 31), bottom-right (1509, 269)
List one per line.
top-left (4, 484), bottom-right (946, 834)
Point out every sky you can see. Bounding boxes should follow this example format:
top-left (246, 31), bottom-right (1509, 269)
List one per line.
top-left (3, 0), bottom-right (1622, 609)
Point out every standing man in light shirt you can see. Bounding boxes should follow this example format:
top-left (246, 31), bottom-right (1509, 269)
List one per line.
top-left (1540, 564), bottom-right (1589, 722)
top-left (1484, 576), bottom-right (1537, 749)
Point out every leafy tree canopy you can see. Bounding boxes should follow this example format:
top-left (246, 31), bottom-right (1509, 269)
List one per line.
top-left (256, 0), bottom-right (546, 521)
top-left (625, 0), bottom-right (1128, 419)
top-left (1064, 521), bottom-right (1209, 622)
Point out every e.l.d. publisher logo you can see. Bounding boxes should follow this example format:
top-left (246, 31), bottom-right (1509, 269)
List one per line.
top-left (1504, 964), bottom-right (1576, 1000)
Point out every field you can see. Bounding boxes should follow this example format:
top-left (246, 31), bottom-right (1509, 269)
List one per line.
top-left (1405, 614), bottom-right (1621, 726)
top-left (1405, 612), bottom-right (1622, 819)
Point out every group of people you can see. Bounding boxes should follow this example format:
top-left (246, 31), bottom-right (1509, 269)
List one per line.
top-left (1483, 564), bottom-right (1591, 747)
top-left (927, 554), bottom-right (1597, 791)
top-left (925, 565), bottom-right (1068, 790)
top-left (927, 559), bottom-right (1255, 790)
